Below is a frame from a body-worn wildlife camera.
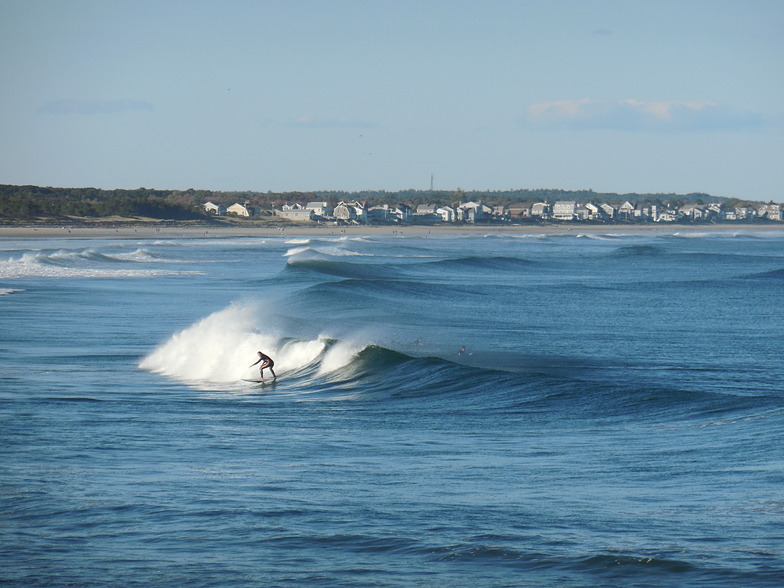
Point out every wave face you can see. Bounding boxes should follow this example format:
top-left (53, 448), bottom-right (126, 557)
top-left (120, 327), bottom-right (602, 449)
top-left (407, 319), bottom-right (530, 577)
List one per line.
top-left (3, 229), bottom-right (784, 587)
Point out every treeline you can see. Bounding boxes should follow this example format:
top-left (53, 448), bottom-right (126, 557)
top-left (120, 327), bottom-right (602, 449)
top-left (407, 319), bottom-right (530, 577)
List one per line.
top-left (0, 185), bottom-right (209, 220)
top-left (0, 184), bottom-right (733, 221)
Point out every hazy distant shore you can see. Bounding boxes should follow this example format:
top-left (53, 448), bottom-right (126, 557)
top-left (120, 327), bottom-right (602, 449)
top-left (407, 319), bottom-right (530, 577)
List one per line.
top-left (2, 222), bottom-right (783, 239)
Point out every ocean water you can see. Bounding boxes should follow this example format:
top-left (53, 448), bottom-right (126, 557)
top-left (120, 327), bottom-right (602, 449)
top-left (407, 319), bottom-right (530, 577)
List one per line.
top-left (1, 229), bottom-right (783, 587)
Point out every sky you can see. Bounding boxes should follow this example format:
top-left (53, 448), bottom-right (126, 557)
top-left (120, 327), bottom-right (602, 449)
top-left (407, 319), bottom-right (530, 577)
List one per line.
top-left (1, 0), bottom-right (783, 200)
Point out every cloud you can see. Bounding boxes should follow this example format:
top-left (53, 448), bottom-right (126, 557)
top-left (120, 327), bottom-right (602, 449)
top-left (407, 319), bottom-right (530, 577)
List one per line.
top-left (525, 98), bottom-right (767, 131)
top-left (39, 99), bottom-right (154, 115)
top-left (284, 115), bottom-right (376, 129)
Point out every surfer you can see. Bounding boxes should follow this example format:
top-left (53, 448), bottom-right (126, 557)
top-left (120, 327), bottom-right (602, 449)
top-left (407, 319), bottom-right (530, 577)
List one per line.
top-left (250, 351), bottom-right (276, 381)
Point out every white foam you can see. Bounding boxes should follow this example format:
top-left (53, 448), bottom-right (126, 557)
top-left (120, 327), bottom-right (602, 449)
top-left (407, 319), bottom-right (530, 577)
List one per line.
top-left (139, 303), bottom-right (361, 385)
top-left (0, 248), bottom-right (201, 278)
top-left (318, 339), bottom-right (366, 376)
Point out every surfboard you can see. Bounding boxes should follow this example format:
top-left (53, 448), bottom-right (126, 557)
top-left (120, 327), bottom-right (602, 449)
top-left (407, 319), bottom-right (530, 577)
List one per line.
top-left (241, 378), bottom-right (276, 384)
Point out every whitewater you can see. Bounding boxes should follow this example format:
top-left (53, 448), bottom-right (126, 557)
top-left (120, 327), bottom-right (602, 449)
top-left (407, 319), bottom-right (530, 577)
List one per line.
top-left (1, 230), bottom-right (783, 586)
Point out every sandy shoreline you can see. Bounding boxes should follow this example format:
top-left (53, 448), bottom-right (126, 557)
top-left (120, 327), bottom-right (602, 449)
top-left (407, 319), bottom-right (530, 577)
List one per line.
top-left (1, 223), bottom-right (782, 239)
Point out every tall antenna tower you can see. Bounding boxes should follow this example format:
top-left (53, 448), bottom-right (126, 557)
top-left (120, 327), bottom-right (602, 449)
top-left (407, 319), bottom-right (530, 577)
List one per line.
top-left (430, 173), bottom-right (434, 191)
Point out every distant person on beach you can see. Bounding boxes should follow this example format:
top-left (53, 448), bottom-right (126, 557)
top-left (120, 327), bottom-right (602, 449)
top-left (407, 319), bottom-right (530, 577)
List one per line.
top-left (250, 351), bottom-right (276, 381)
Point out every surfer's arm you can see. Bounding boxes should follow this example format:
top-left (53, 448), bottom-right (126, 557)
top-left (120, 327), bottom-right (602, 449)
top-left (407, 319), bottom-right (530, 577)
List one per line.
top-left (249, 358), bottom-right (261, 367)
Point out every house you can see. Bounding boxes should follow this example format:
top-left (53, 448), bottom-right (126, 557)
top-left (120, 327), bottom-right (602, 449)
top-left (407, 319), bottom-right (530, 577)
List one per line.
top-left (459, 201), bottom-right (492, 223)
top-left (437, 205), bottom-right (457, 223)
top-left (306, 201), bottom-right (332, 219)
top-left (412, 204), bottom-right (440, 224)
top-left (492, 206), bottom-right (507, 221)
top-left (584, 203), bottom-right (602, 220)
top-left (600, 203), bottom-right (616, 218)
top-left (508, 205), bottom-right (531, 220)
top-left (277, 203), bottom-right (314, 222)
top-left (619, 201), bottom-right (636, 219)
top-left (203, 201), bottom-right (225, 215)
top-left (389, 204), bottom-right (414, 223)
top-left (227, 203), bottom-right (254, 217)
top-left (368, 204), bottom-right (392, 223)
top-left (635, 203), bottom-right (653, 220)
top-left (334, 200), bottom-right (366, 224)
top-left (552, 201), bottom-right (577, 221)
top-left (758, 203), bottom-right (782, 220)
top-left (530, 202), bottom-right (550, 219)
top-left (655, 208), bottom-right (678, 222)
top-left (679, 204), bottom-right (705, 220)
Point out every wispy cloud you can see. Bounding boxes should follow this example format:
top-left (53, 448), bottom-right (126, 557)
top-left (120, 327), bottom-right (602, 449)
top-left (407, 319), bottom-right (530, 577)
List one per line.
top-left (525, 98), bottom-right (767, 132)
top-left (284, 115), bottom-right (376, 129)
top-left (39, 99), bottom-right (154, 115)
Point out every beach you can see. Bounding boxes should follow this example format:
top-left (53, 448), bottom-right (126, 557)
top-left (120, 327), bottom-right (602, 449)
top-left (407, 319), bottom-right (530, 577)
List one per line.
top-left (2, 222), bottom-right (782, 239)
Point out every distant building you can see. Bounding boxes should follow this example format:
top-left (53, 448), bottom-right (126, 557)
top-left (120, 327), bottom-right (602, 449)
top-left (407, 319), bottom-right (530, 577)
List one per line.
top-left (203, 201), bottom-right (225, 215)
top-left (437, 205), bottom-right (457, 223)
top-left (334, 200), bottom-right (366, 223)
top-left (306, 201), bottom-right (332, 219)
top-left (277, 203), bottom-right (314, 221)
top-left (227, 203), bottom-right (254, 217)
top-left (530, 202), bottom-right (550, 219)
top-left (459, 201), bottom-right (492, 223)
top-left (552, 201), bottom-right (577, 221)
top-left (368, 204), bottom-right (392, 223)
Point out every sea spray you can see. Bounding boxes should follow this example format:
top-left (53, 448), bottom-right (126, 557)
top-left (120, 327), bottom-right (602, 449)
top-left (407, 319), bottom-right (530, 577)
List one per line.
top-left (139, 302), bottom-right (366, 385)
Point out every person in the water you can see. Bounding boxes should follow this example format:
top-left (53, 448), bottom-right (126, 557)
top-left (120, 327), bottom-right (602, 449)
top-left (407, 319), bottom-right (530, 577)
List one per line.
top-left (250, 351), bottom-right (276, 381)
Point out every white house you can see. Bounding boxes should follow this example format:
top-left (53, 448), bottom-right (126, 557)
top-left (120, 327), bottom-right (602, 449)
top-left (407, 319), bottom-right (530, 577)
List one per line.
top-left (552, 201), bottom-right (577, 221)
top-left (306, 201), bottom-right (332, 219)
top-left (679, 204), bottom-right (705, 220)
top-left (389, 204), bottom-right (414, 223)
top-left (203, 201), bottom-right (225, 215)
top-left (459, 201), bottom-right (492, 222)
top-left (758, 203), bottom-right (782, 220)
top-left (530, 202), bottom-right (550, 219)
top-left (619, 201), bottom-right (636, 219)
top-left (437, 205), bottom-right (457, 223)
top-left (655, 208), bottom-right (678, 222)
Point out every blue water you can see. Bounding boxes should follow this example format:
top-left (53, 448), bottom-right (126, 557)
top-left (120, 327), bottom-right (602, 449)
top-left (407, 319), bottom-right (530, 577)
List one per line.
top-left (1, 229), bottom-right (783, 586)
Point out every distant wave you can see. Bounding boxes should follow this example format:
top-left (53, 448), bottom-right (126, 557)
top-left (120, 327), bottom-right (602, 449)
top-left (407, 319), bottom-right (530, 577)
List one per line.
top-left (612, 244), bottom-right (665, 257)
top-left (286, 258), bottom-right (399, 280)
top-left (0, 247), bottom-right (201, 279)
top-left (424, 256), bottom-right (536, 271)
